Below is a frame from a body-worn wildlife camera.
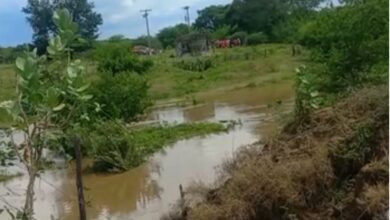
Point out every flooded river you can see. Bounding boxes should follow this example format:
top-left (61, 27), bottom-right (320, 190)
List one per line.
top-left (0, 82), bottom-right (293, 220)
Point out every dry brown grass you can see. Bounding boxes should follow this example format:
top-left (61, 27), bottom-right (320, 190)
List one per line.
top-left (165, 86), bottom-right (389, 220)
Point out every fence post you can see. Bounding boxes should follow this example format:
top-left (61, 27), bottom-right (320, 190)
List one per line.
top-left (74, 136), bottom-right (87, 220)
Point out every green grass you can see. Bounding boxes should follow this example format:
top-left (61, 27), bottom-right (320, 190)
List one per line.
top-left (148, 44), bottom-right (306, 100)
top-left (130, 122), bottom-right (227, 153)
top-left (0, 64), bottom-right (16, 128)
top-left (0, 172), bottom-right (22, 182)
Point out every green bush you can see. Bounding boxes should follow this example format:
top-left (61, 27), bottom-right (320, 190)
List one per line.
top-left (94, 42), bottom-right (153, 75)
top-left (247, 32), bottom-right (268, 45)
top-left (298, 0), bottom-right (388, 92)
top-left (175, 56), bottom-right (214, 72)
top-left (92, 73), bottom-right (152, 121)
top-left (229, 31), bottom-right (248, 44)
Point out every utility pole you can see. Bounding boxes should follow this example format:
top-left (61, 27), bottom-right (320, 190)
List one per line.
top-left (140, 9), bottom-right (152, 49)
top-left (183, 6), bottom-right (190, 30)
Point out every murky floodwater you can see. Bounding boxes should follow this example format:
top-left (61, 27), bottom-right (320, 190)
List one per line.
top-left (0, 82), bottom-right (293, 220)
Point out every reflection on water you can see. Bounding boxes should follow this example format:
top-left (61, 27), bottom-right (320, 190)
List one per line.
top-left (0, 82), bottom-right (293, 220)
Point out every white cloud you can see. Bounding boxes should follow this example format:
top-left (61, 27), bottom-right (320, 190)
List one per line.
top-left (92, 0), bottom-right (232, 38)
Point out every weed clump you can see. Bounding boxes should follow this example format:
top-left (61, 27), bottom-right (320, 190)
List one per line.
top-left (174, 56), bottom-right (214, 72)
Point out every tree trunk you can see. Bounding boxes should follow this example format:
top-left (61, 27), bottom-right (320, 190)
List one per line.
top-left (23, 170), bottom-right (36, 220)
top-left (74, 137), bottom-right (87, 220)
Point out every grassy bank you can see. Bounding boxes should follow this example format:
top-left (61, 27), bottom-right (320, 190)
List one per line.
top-left (148, 44), bottom-right (305, 100)
top-left (165, 86), bottom-right (388, 220)
top-left (80, 121), bottom-right (228, 172)
top-left (0, 172), bottom-right (22, 182)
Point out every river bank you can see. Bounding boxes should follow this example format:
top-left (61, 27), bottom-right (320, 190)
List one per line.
top-left (168, 86), bottom-right (388, 220)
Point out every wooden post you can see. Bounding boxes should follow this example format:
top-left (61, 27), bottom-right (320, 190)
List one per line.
top-left (74, 137), bottom-right (86, 220)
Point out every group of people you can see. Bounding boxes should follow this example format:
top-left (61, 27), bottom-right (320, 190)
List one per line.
top-left (214, 38), bottom-right (242, 48)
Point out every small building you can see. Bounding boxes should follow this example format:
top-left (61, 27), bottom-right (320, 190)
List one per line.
top-left (175, 32), bottom-right (212, 57)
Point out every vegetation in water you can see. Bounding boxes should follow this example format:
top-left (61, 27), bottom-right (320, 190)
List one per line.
top-left (0, 172), bottom-right (22, 182)
top-left (65, 121), bottom-right (228, 172)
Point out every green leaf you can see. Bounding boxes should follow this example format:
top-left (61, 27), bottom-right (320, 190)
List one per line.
top-left (15, 57), bottom-right (25, 71)
top-left (53, 103), bottom-right (66, 112)
top-left (47, 88), bottom-right (59, 108)
top-left (310, 91), bottom-right (319, 97)
top-left (67, 66), bottom-right (78, 78)
top-left (0, 101), bottom-right (14, 109)
top-left (76, 83), bottom-right (90, 93)
top-left (80, 95), bottom-right (93, 101)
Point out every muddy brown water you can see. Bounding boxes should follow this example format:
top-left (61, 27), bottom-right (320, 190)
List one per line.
top-left (0, 82), bottom-right (293, 220)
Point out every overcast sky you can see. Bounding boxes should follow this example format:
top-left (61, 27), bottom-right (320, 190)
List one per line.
top-left (0, 0), bottom-right (232, 46)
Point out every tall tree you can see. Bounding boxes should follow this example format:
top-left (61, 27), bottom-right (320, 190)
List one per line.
top-left (157, 24), bottom-right (190, 49)
top-left (52, 0), bottom-right (103, 41)
top-left (23, 0), bottom-right (102, 54)
top-left (226, 0), bottom-right (287, 35)
top-left (23, 0), bottom-right (53, 55)
top-left (194, 5), bottom-right (229, 31)
top-left (226, 0), bottom-right (325, 36)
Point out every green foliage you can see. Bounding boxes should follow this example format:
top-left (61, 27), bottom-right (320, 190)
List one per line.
top-left (82, 120), bottom-right (227, 172)
top-left (332, 122), bottom-right (381, 178)
top-left (157, 24), bottom-right (190, 49)
top-left (211, 25), bottom-right (232, 40)
top-left (225, 0), bottom-right (323, 38)
top-left (23, 0), bottom-right (102, 54)
top-left (0, 45), bottom-right (29, 64)
top-left (194, 4), bottom-right (230, 31)
top-left (92, 73), bottom-right (151, 121)
top-left (229, 31), bottom-right (248, 44)
top-left (272, 9), bottom-right (316, 43)
top-left (95, 42), bottom-right (153, 74)
top-left (247, 32), bottom-right (269, 45)
top-left (0, 172), bottom-right (22, 182)
top-left (294, 66), bottom-right (322, 121)
top-left (298, 0), bottom-right (389, 92)
top-left (174, 56), bottom-right (214, 72)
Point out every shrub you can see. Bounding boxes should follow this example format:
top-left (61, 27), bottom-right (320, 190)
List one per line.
top-left (92, 73), bottom-right (152, 121)
top-left (247, 32), bottom-right (268, 45)
top-left (174, 56), bottom-right (214, 72)
top-left (294, 66), bottom-right (322, 122)
top-left (297, 0), bottom-right (388, 92)
top-left (229, 31), bottom-right (248, 44)
top-left (94, 42), bottom-right (153, 75)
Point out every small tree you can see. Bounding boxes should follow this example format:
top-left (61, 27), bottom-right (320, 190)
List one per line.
top-left (0, 9), bottom-right (93, 219)
top-left (294, 66), bottom-right (322, 123)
